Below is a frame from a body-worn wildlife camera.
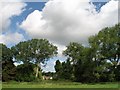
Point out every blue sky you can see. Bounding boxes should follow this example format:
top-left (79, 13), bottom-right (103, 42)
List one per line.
top-left (4, 2), bottom-right (46, 42)
top-left (0, 0), bottom-right (118, 72)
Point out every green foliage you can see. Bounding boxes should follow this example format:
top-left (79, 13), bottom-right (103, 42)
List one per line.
top-left (88, 23), bottom-right (120, 82)
top-left (2, 60), bottom-right (16, 82)
top-left (55, 60), bottom-right (62, 73)
top-left (114, 65), bottom-right (120, 81)
top-left (63, 42), bottom-right (95, 82)
top-left (1, 23), bottom-right (120, 83)
top-left (61, 58), bottom-right (73, 80)
top-left (54, 59), bottom-right (73, 80)
top-left (11, 39), bottom-right (58, 64)
top-left (63, 42), bottom-right (84, 63)
top-left (15, 63), bottom-right (40, 82)
top-left (1, 44), bottom-right (16, 82)
top-left (1, 44), bottom-right (13, 61)
top-left (89, 24), bottom-right (120, 67)
top-left (62, 23), bottom-right (120, 83)
top-left (54, 60), bottom-right (62, 79)
top-left (11, 39), bottom-right (58, 78)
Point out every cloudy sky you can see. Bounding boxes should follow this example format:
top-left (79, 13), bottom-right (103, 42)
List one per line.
top-left (0, 0), bottom-right (119, 72)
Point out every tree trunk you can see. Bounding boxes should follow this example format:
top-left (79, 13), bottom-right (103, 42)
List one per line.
top-left (35, 63), bottom-right (39, 78)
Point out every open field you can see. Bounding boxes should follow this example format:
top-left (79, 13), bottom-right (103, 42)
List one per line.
top-left (2, 80), bottom-right (119, 88)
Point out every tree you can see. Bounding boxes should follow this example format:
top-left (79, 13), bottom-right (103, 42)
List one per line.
top-left (89, 24), bottom-right (120, 68)
top-left (63, 42), bottom-right (93, 82)
top-left (63, 42), bottom-right (84, 64)
top-left (63, 42), bottom-right (84, 82)
top-left (114, 65), bottom-right (120, 81)
top-left (89, 23), bottom-right (120, 82)
top-left (54, 60), bottom-right (62, 79)
top-left (15, 63), bottom-right (41, 82)
top-left (1, 44), bottom-right (16, 81)
top-left (63, 42), bottom-right (101, 82)
top-left (11, 39), bottom-right (57, 78)
top-left (73, 47), bottom-right (96, 82)
top-left (89, 35), bottom-right (108, 82)
top-left (61, 58), bottom-right (73, 80)
top-left (55, 59), bottom-right (73, 80)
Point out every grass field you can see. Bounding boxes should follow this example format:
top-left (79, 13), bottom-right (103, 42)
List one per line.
top-left (2, 80), bottom-right (119, 88)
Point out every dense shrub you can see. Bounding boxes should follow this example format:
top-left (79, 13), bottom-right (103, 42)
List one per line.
top-left (15, 63), bottom-right (38, 82)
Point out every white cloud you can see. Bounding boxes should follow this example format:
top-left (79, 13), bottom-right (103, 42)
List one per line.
top-left (20, 0), bottom-right (118, 55)
top-left (0, 1), bottom-right (26, 31)
top-left (0, 0), bottom-right (49, 2)
top-left (41, 56), bottom-right (66, 72)
top-left (0, 32), bottom-right (25, 46)
top-left (98, 0), bottom-right (118, 27)
top-left (53, 43), bottom-right (66, 56)
top-left (41, 61), bottom-right (55, 72)
top-left (20, 10), bottom-right (47, 37)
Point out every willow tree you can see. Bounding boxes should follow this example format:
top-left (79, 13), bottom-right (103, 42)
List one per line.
top-left (11, 39), bottom-right (57, 78)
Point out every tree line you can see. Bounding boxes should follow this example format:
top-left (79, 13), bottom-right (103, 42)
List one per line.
top-left (1, 23), bottom-right (120, 82)
top-left (55, 23), bottom-right (120, 82)
top-left (1, 39), bottom-right (57, 82)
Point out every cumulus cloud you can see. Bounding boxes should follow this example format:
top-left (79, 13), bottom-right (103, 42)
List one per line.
top-left (0, 32), bottom-right (25, 46)
top-left (20, 0), bottom-right (118, 55)
top-left (0, 1), bottom-right (26, 31)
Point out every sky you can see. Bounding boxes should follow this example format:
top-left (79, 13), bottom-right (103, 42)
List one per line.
top-left (0, 0), bottom-right (119, 72)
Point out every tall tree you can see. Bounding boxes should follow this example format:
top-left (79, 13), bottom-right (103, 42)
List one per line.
top-left (1, 44), bottom-right (16, 81)
top-left (11, 39), bottom-right (57, 78)
top-left (63, 42), bottom-right (100, 82)
top-left (63, 42), bottom-right (83, 81)
top-left (89, 24), bottom-right (120, 69)
top-left (63, 42), bottom-right (87, 82)
top-left (89, 24), bottom-right (120, 82)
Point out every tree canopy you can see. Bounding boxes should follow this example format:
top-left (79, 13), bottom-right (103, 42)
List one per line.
top-left (11, 39), bottom-right (58, 64)
top-left (11, 39), bottom-right (58, 78)
top-left (89, 24), bottom-right (120, 67)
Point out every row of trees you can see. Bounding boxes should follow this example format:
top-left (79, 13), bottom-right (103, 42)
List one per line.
top-left (55, 24), bottom-right (120, 82)
top-left (1, 23), bottom-right (120, 82)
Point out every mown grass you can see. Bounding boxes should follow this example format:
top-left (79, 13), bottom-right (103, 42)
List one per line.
top-left (2, 80), bottom-right (119, 88)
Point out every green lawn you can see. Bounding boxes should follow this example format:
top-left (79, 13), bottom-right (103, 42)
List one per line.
top-left (2, 80), bottom-right (119, 88)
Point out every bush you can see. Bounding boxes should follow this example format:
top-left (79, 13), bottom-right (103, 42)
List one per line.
top-left (15, 63), bottom-right (37, 82)
top-left (2, 60), bottom-right (16, 82)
